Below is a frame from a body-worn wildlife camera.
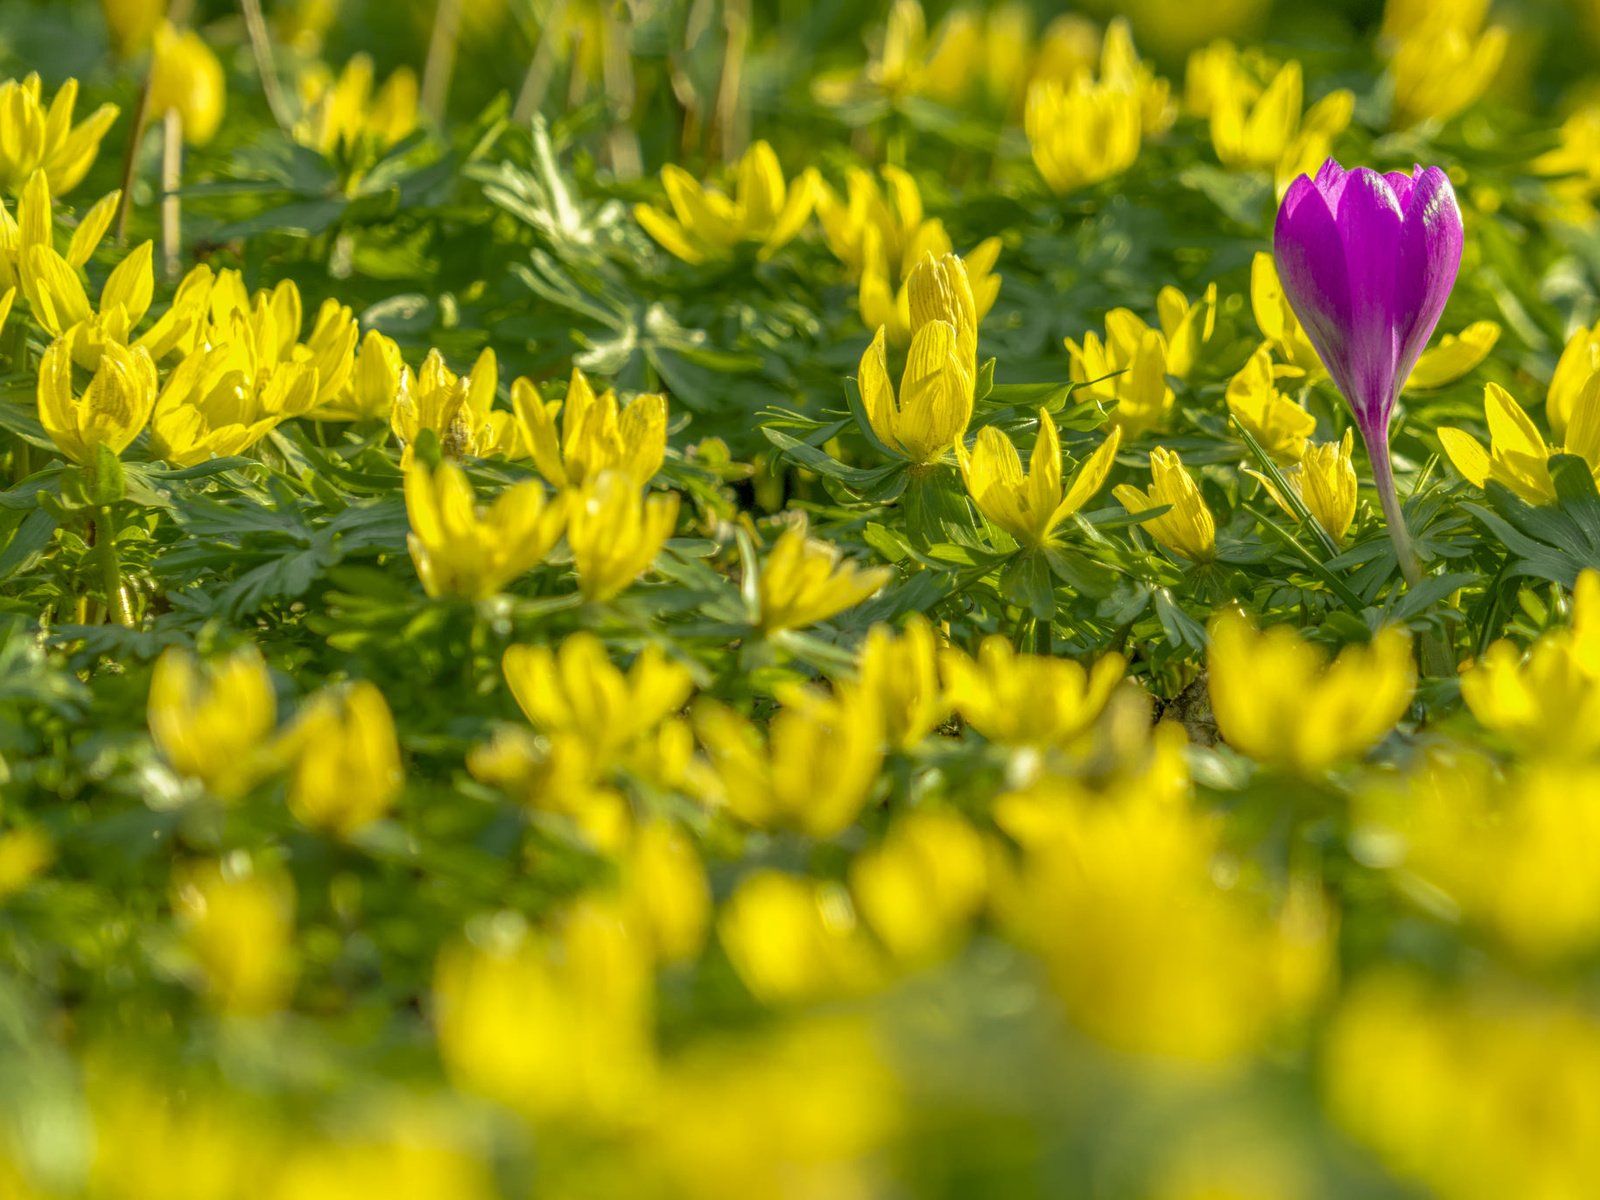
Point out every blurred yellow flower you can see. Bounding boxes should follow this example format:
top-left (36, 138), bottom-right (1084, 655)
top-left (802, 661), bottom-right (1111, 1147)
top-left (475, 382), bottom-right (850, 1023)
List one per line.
top-left (1459, 570), bottom-right (1600, 757)
top-left (0, 75), bottom-right (118, 196)
top-left (624, 821), bottom-right (710, 965)
top-left (172, 858), bottom-right (296, 1016)
top-left (1209, 58), bottom-right (1353, 182)
top-left (718, 871), bottom-right (884, 1004)
top-left (1327, 972), bottom-right (1600, 1199)
top-left (99, 0), bottom-right (165, 56)
top-left (1026, 78), bottom-right (1142, 196)
top-left (295, 55), bottom-right (418, 156)
top-left (502, 633), bottom-right (692, 764)
top-left (1207, 609), bottom-right (1415, 773)
top-left (513, 366), bottom-right (666, 489)
top-left (435, 902), bottom-right (654, 1124)
top-left (692, 685), bottom-right (882, 838)
top-left (1113, 447), bottom-right (1217, 561)
top-left (148, 645), bottom-right (277, 799)
top-left (0, 829), bottom-right (52, 901)
top-left (566, 471), bottom-right (680, 602)
top-left (271, 1126), bottom-right (496, 1200)
top-left (404, 460), bottom-right (566, 600)
top-left (1251, 251), bottom-right (1322, 376)
top-left (285, 682), bottom-right (403, 837)
top-left (856, 616), bottom-right (949, 751)
top-left (635, 140), bottom-right (817, 265)
top-left (1387, 9), bottom-right (1507, 127)
top-left (1226, 345), bottom-right (1316, 464)
top-left (36, 334), bottom-right (158, 465)
top-left (958, 410), bottom-right (1121, 548)
top-left (147, 21), bottom-right (226, 146)
top-left (858, 251), bottom-right (980, 463)
top-left (850, 809), bottom-right (988, 964)
top-left (1405, 320), bottom-right (1500, 390)
top-left (756, 520), bottom-right (890, 633)
top-left (942, 636), bottom-right (1126, 748)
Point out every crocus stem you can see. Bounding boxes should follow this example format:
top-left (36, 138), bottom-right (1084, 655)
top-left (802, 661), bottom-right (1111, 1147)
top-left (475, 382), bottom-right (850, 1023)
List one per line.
top-left (1364, 431), bottom-right (1422, 588)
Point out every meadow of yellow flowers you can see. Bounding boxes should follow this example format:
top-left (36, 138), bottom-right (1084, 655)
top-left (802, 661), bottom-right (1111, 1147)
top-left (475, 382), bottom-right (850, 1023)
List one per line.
top-left (0, 0), bottom-right (1598, 1196)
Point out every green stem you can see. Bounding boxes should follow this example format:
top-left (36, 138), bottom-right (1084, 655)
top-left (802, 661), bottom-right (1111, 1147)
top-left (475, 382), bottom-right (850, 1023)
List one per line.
top-left (93, 507), bottom-right (133, 627)
top-left (1364, 432), bottom-right (1421, 588)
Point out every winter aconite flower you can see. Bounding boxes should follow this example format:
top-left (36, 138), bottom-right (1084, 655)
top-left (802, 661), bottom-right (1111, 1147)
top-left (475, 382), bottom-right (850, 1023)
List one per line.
top-left (567, 471), bottom-right (680, 602)
top-left (755, 521), bottom-right (891, 633)
top-left (1026, 78), bottom-right (1142, 196)
top-left (1207, 609), bottom-right (1415, 774)
top-left (284, 682), bottom-right (403, 837)
top-left (957, 410), bottom-right (1121, 549)
top-left (1065, 309), bottom-right (1173, 436)
top-left (1438, 381), bottom-right (1600, 505)
top-left (294, 54), bottom-right (418, 156)
top-left (855, 617), bottom-right (949, 751)
top-left (147, 21), bottom-right (226, 146)
top-left (850, 810), bottom-right (988, 965)
top-left (1252, 430), bottom-right (1360, 547)
top-left (1405, 319), bottom-right (1500, 390)
top-left (1547, 322), bottom-right (1600, 442)
top-left (0, 75), bottom-right (119, 196)
top-left (513, 367), bottom-right (667, 489)
top-left (635, 140), bottom-right (817, 264)
top-left (148, 646), bottom-right (278, 800)
top-left (1385, 3), bottom-right (1507, 129)
top-left (1113, 447), bottom-right (1216, 561)
top-left (1226, 345), bottom-right (1315, 464)
top-left (942, 638), bottom-right (1126, 749)
top-left (36, 334), bottom-right (158, 465)
top-left (404, 461), bottom-right (567, 600)
top-left (858, 251), bottom-right (979, 463)
top-left (1273, 159), bottom-right (1464, 582)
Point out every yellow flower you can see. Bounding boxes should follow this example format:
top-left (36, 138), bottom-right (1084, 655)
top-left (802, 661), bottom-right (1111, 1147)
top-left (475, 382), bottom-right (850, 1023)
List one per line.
top-left (623, 821), bottom-right (710, 965)
top-left (148, 645), bottom-right (278, 799)
top-left (403, 460), bottom-right (566, 600)
top-left (172, 859), bottom-right (296, 1016)
top-left (1112, 447), bottom-right (1217, 561)
top-left (149, 345), bottom-right (315, 467)
top-left (635, 140), bottom-right (818, 265)
top-left (1535, 104), bottom-right (1600, 221)
top-left (815, 164), bottom-right (929, 282)
top-left (755, 520), bottom-right (890, 633)
top-left (284, 681), bottom-right (402, 837)
top-left (691, 686), bottom-right (882, 839)
top-left (147, 21), bottom-right (226, 146)
top-left (1251, 251), bottom-right (1322, 376)
top-left (502, 633), bottom-right (693, 764)
top-left (1327, 972), bottom-right (1600, 1200)
top-left (1207, 609), bottom-right (1416, 773)
top-left (100, 0), bottom-right (166, 56)
top-left (1065, 310), bottom-right (1173, 436)
top-left (36, 333), bottom-right (158, 465)
top-left (512, 366), bottom-right (667, 489)
top-left (1548, 322), bottom-right (1600, 441)
top-left (1405, 320), bottom-right (1500, 390)
top-left (0, 75), bottom-right (119, 196)
top-left (717, 871), bottom-right (883, 1004)
top-left (23, 237), bottom-right (157, 362)
top-left (1226, 346), bottom-right (1316, 464)
top-left (856, 616), bottom-right (949, 751)
top-left (958, 410), bottom-right (1121, 548)
top-left (294, 55), bottom-right (418, 155)
top-left (1098, 17), bottom-right (1176, 135)
top-left (857, 251), bottom-right (980, 463)
top-left (310, 328), bottom-right (406, 421)
top-left (1184, 39), bottom-right (1244, 117)
top-left (1009, 743), bottom-right (1330, 1062)
top-left (1209, 58), bottom-right (1353, 180)
top-left (850, 810), bottom-right (988, 964)
top-left (271, 1127), bottom-right (496, 1200)
top-left (1437, 381), bottom-right (1600, 506)
top-left (390, 347), bottom-right (516, 464)
top-left (435, 901), bottom-right (654, 1124)
top-left (1358, 753), bottom-right (1600, 962)
top-left (942, 636), bottom-right (1126, 748)
top-left (1252, 429), bottom-right (1360, 547)
top-left (0, 829), bottom-right (52, 902)
top-left (1459, 570), bottom-right (1600, 757)
top-left (1388, 14), bottom-right (1507, 127)
top-left (1153, 283), bottom-right (1218, 379)
top-left (567, 471), bottom-right (680, 602)
top-left (1025, 77), bottom-right (1142, 196)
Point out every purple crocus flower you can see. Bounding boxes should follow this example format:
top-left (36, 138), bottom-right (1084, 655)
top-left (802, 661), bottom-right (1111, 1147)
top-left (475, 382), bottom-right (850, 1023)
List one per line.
top-left (1273, 159), bottom-right (1464, 584)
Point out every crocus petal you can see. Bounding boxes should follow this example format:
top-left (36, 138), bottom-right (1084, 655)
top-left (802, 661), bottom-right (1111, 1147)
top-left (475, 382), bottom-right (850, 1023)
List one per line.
top-left (1332, 167), bottom-right (1407, 431)
top-left (1274, 175), bottom-right (1356, 404)
top-left (1393, 165), bottom-right (1464, 385)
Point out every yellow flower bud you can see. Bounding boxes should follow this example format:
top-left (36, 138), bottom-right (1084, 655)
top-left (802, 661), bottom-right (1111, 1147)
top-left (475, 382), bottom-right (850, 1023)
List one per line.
top-left (1113, 447), bottom-right (1217, 561)
top-left (958, 410), bottom-right (1121, 548)
top-left (1066, 312), bottom-right (1173, 437)
top-left (36, 334), bottom-right (158, 465)
top-left (285, 682), bottom-right (403, 837)
top-left (566, 471), bottom-right (680, 602)
top-left (148, 645), bottom-right (278, 799)
top-left (147, 21), bottom-right (227, 146)
top-left (1227, 346), bottom-right (1316, 464)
